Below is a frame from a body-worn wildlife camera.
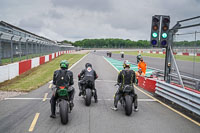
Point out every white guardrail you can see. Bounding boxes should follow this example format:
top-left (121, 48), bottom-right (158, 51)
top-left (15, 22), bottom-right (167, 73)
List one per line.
top-left (155, 80), bottom-right (200, 116)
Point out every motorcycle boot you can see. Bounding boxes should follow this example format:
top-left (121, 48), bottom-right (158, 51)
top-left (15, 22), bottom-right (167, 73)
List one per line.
top-left (50, 97), bottom-right (56, 118)
top-left (94, 89), bottom-right (98, 103)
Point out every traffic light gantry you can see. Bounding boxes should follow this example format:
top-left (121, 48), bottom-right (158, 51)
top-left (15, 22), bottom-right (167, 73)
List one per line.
top-left (150, 15), bottom-right (170, 47)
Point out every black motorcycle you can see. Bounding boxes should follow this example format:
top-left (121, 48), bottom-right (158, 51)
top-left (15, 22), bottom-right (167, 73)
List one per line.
top-left (80, 80), bottom-right (95, 106)
top-left (116, 84), bottom-right (135, 116)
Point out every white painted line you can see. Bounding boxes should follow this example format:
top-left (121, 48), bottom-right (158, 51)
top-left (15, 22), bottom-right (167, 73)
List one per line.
top-left (5, 98), bottom-right (47, 100)
top-left (4, 97), bottom-right (155, 102)
top-left (76, 98), bottom-right (156, 101)
top-left (95, 79), bottom-right (116, 83)
top-left (69, 54), bottom-right (89, 70)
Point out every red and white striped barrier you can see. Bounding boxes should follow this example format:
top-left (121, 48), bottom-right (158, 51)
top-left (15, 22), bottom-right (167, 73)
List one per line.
top-left (139, 51), bottom-right (200, 56)
top-left (0, 50), bottom-right (75, 83)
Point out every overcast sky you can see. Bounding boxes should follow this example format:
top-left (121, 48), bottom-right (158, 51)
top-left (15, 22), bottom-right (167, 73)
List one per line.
top-left (0, 0), bottom-right (200, 42)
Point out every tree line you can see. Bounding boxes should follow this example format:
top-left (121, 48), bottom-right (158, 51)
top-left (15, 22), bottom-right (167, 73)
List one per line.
top-left (61, 39), bottom-right (200, 48)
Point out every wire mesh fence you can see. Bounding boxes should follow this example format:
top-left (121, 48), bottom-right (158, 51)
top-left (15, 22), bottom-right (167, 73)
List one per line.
top-left (172, 30), bottom-right (200, 80)
top-left (0, 21), bottom-right (75, 65)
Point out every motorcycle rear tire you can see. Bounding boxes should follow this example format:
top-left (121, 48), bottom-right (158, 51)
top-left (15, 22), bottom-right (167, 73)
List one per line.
top-left (60, 100), bottom-right (69, 124)
top-left (125, 95), bottom-right (133, 116)
top-left (85, 89), bottom-right (92, 106)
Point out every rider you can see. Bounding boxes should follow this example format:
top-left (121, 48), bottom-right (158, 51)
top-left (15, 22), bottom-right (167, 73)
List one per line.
top-left (78, 63), bottom-right (98, 102)
top-left (136, 53), bottom-right (142, 64)
top-left (112, 61), bottom-right (138, 111)
top-left (50, 60), bottom-right (75, 118)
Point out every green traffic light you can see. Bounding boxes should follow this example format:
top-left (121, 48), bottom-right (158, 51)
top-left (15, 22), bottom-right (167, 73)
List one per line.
top-left (152, 32), bottom-right (158, 38)
top-left (162, 33), bottom-right (167, 38)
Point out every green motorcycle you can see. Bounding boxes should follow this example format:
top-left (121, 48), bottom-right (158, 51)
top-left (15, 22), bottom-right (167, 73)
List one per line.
top-left (55, 86), bottom-right (71, 124)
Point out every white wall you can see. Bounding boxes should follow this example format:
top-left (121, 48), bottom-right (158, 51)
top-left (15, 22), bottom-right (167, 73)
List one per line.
top-left (0, 65), bottom-right (9, 82)
top-left (8, 62), bottom-right (19, 80)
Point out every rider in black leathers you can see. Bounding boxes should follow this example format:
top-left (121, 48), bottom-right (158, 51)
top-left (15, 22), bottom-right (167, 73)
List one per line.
top-left (50, 60), bottom-right (75, 118)
top-left (78, 63), bottom-right (98, 102)
top-left (112, 61), bottom-right (138, 111)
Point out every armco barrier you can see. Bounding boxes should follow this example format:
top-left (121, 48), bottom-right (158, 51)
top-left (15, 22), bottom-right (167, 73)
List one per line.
top-left (19, 60), bottom-right (31, 74)
top-left (155, 80), bottom-right (200, 115)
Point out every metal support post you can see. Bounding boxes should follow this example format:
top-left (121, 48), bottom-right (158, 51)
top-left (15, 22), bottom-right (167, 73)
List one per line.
top-left (164, 31), bottom-right (173, 83)
top-left (26, 39), bottom-right (29, 59)
top-left (10, 36), bottom-right (14, 63)
top-left (31, 40), bottom-right (34, 57)
top-left (19, 37), bottom-right (22, 60)
top-left (36, 41), bottom-right (38, 55)
top-left (0, 33), bottom-right (3, 65)
top-left (169, 46), bottom-right (184, 88)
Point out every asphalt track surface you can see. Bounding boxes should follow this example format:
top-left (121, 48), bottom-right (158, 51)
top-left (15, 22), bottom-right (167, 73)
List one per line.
top-left (0, 53), bottom-right (199, 133)
top-left (94, 51), bottom-right (200, 79)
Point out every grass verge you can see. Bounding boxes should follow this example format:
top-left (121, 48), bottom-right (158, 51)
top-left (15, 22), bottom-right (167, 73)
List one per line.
top-left (112, 51), bottom-right (200, 62)
top-left (0, 54), bottom-right (85, 92)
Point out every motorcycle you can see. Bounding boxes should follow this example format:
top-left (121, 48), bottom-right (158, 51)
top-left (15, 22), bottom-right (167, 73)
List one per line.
top-left (80, 80), bottom-right (95, 106)
top-left (54, 86), bottom-right (71, 124)
top-left (115, 84), bottom-right (135, 116)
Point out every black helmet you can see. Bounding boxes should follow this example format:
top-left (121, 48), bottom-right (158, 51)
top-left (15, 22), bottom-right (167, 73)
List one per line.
top-left (85, 63), bottom-right (92, 68)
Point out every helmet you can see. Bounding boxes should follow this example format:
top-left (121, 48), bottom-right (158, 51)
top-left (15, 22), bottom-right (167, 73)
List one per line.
top-left (123, 61), bottom-right (131, 69)
top-left (85, 63), bottom-right (92, 68)
top-left (60, 60), bottom-right (69, 69)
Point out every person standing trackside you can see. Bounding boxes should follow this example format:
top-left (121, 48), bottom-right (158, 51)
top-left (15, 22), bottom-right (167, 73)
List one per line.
top-left (138, 58), bottom-right (147, 75)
